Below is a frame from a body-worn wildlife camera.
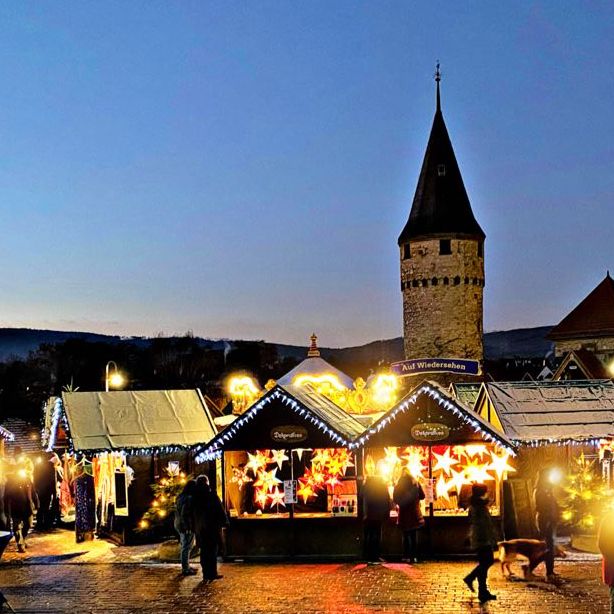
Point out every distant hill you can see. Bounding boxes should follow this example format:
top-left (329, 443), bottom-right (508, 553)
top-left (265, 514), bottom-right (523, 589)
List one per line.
top-left (0, 325), bottom-right (553, 364)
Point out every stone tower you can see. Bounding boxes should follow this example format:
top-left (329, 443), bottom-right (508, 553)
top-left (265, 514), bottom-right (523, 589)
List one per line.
top-left (398, 67), bottom-right (485, 371)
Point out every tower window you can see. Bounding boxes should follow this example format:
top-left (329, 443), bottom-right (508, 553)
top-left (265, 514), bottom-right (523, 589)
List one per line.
top-left (453, 276), bottom-right (460, 285)
top-left (421, 279), bottom-right (428, 287)
top-left (478, 242), bottom-right (483, 257)
top-left (437, 164), bottom-right (446, 176)
top-left (431, 277), bottom-right (438, 286)
top-left (412, 280), bottom-right (419, 288)
top-left (464, 277), bottom-right (469, 284)
top-left (443, 277), bottom-right (449, 285)
top-left (439, 239), bottom-right (451, 255)
top-left (403, 243), bottom-right (411, 259)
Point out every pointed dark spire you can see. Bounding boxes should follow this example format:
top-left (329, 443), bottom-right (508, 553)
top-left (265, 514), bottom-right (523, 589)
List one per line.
top-left (398, 67), bottom-right (485, 244)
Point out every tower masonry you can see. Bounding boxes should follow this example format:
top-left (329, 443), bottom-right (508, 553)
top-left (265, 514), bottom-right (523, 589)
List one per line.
top-left (398, 68), bottom-right (485, 375)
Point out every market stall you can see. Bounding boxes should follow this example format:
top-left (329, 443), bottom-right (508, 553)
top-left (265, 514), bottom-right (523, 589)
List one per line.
top-left (44, 389), bottom-right (217, 544)
top-left (354, 380), bottom-right (516, 555)
top-left (195, 383), bottom-right (365, 558)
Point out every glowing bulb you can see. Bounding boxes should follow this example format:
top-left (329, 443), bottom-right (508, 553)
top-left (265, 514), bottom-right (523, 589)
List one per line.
top-left (158, 509), bottom-right (166, 518)
top-left (549, 468), bottom-right (563, 485)
top-left (139, 520), bottom-right (149, 529)
top-left (108, 372), bottom-right (125, 389)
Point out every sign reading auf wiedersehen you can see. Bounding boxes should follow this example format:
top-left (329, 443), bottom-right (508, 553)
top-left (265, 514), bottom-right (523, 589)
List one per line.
top-left (283, 480), bottom-right (297, 504)
top-left (391, 357), bottom-right (481, 376)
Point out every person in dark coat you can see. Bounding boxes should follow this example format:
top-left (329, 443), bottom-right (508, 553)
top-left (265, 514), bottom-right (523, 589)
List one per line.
top-left (533, 468), bottom-right (560, 582)
top-left (463, 483), bottom-right (497, 604)
top-left (4, 467), bottom-right (39, 553)
top-left (192, 475), bottom-right (228, 580)
top-left (362, 475), bottom-right (391, 563)
top-left (175, 479), bottom-right (197, 576)
top-left (393, 469), bottom-right (425, 563)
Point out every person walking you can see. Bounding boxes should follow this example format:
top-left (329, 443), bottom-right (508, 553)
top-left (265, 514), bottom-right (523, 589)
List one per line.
top-left (175, 479), bottom-right (197, 576)
top-left (599, 509), bottom-right (614, 614)
top-left (533, 468), bottom-right (560, 583)
top-left (393, 469), bottom-right (425, 563)
top-left (362, 474), bottom-right (391, 563)
top-left (193, 475), bottom-right (228, 580)
top-left (463, 483), bottom-right (497, 604)
top-left (4, 462), bottom-right (39, 553)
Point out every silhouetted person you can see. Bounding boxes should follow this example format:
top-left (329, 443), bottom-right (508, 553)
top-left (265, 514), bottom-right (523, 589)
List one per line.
top-left (34, 453), bottom-right (57, 531)
top-left (362, 475), bottom-right (391, 563)
top-left (175, 479), bottom-right (197, 576)
top-left (393, 469), bottom-right (425, 562)
top-left (193, 475), bottom-right (228, 580)
top-left (533, 469), bottom-right (560, 582)
top-left (463, 483), bottom-right (497, 604)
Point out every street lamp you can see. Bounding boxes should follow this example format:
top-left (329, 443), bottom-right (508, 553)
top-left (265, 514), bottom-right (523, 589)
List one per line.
top-left (105, 361), bottom-right (125, 392)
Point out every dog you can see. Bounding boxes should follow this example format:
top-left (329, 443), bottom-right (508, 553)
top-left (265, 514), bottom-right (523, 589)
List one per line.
top-left (497, 539), bottom-right (567, 578)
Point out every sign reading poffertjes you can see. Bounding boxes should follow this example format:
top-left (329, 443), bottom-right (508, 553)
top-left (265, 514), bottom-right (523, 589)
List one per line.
top-left (411, 423), bottom-right (450, 442)
top-left (270, 425), bottom-right (308, 444)
top-left (391, 358), bottom-right (481, 376)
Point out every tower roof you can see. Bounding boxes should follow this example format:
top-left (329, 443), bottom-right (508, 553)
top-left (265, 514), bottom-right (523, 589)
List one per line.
top-left (548, 273), bottom-right (614, 340)
top-left (398, 67), bottom-right (485, 244)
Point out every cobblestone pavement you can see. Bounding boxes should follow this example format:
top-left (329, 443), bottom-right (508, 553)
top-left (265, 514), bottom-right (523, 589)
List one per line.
top-left (0, 557), bottom-right (609, 614)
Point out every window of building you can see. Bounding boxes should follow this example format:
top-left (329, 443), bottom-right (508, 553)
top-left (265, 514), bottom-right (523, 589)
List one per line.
top-left (403, 243), bottom-right (411, 260)
top-left (443, 277), bottom-right (449, 286)
top-left (412, 280), bottom-right (419, 288)
top-left (453, 276), bottom-right (460, 285)
top-left (431, 277), bottom-right (438, 286)
top-left (437, 164), bottom-right (446, 177)
top-left (464, 277), bottom-right (469, 284)
top-left (421, 279), bottom-right (428, 287)
top-left (439, 239), bottom-right (451, 255)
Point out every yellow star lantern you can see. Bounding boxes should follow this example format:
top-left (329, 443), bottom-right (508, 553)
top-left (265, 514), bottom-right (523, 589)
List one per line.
top-left (432, 447), bottom-right (458, 476)
top-left (270, 449), bottom-right (289, 470)
top-left (297, 478), bottom-right (316, 504)
top-left (401, 447), bottom-right (426, 479)
top-left (464, 457), bottom-right (495, 483)
top-left (254, 488), bottom-right (269, 508)
top-left (435, 474), bottom-right (453, 501)
top-left (246, 451), bottom-right (270, 475)
top-left (268, 487), bottom-right (286, 508)
top-left (448, 467), bottom-right (467, 496)
top-left (488, 451), bottom-right (516, 480)
top-left (462, 444), bottom-right (488, 459)
top-left (253, 468), bottom-right (282, 493)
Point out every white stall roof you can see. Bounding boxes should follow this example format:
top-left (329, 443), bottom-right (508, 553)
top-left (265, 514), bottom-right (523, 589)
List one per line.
top-left (484, 380), bottom-right (614, 442)
top-left (62, 389), bottom-right (217, 452)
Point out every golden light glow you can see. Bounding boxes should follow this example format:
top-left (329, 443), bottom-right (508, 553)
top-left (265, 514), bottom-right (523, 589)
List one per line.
top-left (549, 467), bottom-right (563, 485)
top-left (108, 372), bottom-right (125, 389)
top-left (158, 509), bottom-right (166, 518)
top-left (17, 469), bottom-right (28, 479)
top-left (488, 451), bottom-right (516, 480)
top-left (293, 373), bottom-right (346, 392)
top-left (370, 373), bottom-right (399, 408)
top-left (432, 448), bottom-right (458, 476)
top-left (609, 361), bottom-right (614, 377)
top-left (228, 375), bottom-right (260, 397)
top-left (139, 520), bottom-right (149, 529)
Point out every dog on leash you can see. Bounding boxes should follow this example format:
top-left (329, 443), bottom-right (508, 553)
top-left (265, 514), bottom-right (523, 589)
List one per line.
top-left (497, 539), bottom-right (567, 578)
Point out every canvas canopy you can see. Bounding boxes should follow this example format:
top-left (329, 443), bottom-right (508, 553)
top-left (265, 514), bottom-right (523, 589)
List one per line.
top-left (61, 389), bottom-right (217, 452)
top-left (482, 380), bottom-right (614, 442)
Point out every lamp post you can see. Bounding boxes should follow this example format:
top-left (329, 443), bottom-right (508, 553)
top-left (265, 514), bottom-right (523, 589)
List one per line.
top-left (105, 361), bottom-right (125, 392)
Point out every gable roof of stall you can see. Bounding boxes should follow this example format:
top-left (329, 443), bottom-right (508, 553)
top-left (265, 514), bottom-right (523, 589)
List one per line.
top-left (195, 383), bottom-right (365, 461)
top-left (60, 389), bottom-right (217, 452)
top-left (475, 380), bottom-right (614, 443)
top-left (354, 380), bottom-right (515, 453)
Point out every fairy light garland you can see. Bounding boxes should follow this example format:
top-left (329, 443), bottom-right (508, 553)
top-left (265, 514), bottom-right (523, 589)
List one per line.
top-left (195, 387), bottom-right (352, 464)
top-left (353, 384), bottom-right (516, 455)
top-left (45, 397), bottom-right (64, 451)
top-left (0, 424), bottom-right (15, 442)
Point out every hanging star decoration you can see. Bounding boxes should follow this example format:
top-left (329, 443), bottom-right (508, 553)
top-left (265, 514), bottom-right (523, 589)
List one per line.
top-left (463, 444), bottom-right (488, 459)
top-left (401, 447), bottom-right (427, 478)
top-left (270, 449), bottom-right (289, 470)
top-left (488, 451), bottom-right (516, 481)
top-left (448, 467), bottom-right (467, 496)
top-left (253, 467), bottom-right (282, 493)
top-left (246, 450), bottom-right (270, 475)
top-left (230, 466), bottom-right (253, 490)
top-left (464, 457), bottom-right (495, 483)
top-left (435, 474), bottom-right (453, 501)
top-left (297, 478), bottom-right (316, 504)
top-left (268, 487), bottom-right (286, 508)
top-left (254, 488), bottom-right (269, 508)
top-left (432, 448), bottom-right (459, 476)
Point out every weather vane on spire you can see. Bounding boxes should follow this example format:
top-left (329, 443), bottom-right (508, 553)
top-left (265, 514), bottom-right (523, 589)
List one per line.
top-left (435, 61), bottom-right (442, 110)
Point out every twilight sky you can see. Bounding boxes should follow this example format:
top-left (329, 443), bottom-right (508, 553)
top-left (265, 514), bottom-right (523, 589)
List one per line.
top-left (0, 3), bottom-right (613, 347)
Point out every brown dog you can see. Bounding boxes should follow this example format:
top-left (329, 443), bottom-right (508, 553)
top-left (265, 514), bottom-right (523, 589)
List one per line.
top-left (497, 539), bottom-right (567, 577)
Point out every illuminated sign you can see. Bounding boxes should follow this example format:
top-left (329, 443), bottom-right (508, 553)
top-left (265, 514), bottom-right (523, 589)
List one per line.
top-left (411, 423), bottom-right (450, 442)
top-left (391, 358), bottom-right (481, 376)
top-left (270, 425), bottom-right (308, 444)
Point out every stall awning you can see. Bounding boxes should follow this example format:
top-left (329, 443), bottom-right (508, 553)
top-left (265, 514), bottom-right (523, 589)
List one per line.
top-left (61, 389), bottom-right (217, 452)
top-left (481, 380), bottom-right (614, 443)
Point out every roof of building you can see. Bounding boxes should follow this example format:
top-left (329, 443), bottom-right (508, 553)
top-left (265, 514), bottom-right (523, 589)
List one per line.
top-left (61, 389), bottom-right (217, 452)
top-left (398, 75), bottom-right (485, 244)
top-left (552, 349), bottom-right (610, 380)
top-left (0, 418), bottom-right (40, 452)
top-left (450, 383), bottom-right (482, 410)
top-left (548, 273), bottom-right (614, 340)
top-left (277, 335), bottom-right (354, 389)
top-left (481, 380), bottom-right (614, 442)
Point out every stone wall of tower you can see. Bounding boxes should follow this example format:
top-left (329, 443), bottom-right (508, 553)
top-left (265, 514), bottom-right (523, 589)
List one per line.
top-left (400, 238), bottom-right (484, 362)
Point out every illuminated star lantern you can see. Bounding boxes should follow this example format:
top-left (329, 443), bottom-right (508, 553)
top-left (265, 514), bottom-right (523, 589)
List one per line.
top-left (268, 487), bottom-right (286, 508)
top-left (254, 488), bottom-right (269, 508)
top-left (311, 449), bottom-right (331, 469)
top-left (297, 478), bottom-right (316, 504)
top-left (435, 474), bottom-right (453, 501)
top-left (271, 449), bottom-right (289, 470)
top-left (432, 448), bottom-right (458, 476)
top-left (488, 451), bottom-right (516, 480)
top-left (246, 451), bottom-right (270, 475)
top-left (448, 467), bottom-right (467, 496)
top-left (254, 468), bottom-right (282, 493)
top-left (325, 474), bottom-right (341, 490)
top-left (463, 445), bottom-right (488, 459)
top-left (464, 458), bottom-right (495, 483)
top-left (402, 448), bottom-right (426, 479)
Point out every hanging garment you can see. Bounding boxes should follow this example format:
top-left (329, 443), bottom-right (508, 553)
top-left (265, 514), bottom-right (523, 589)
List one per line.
top-left (74, 472), bottom-right (96, 542)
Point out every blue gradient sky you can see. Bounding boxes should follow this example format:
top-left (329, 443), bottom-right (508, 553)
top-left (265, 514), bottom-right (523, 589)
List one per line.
top-left (0, 3), bottom-right (613, 347)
